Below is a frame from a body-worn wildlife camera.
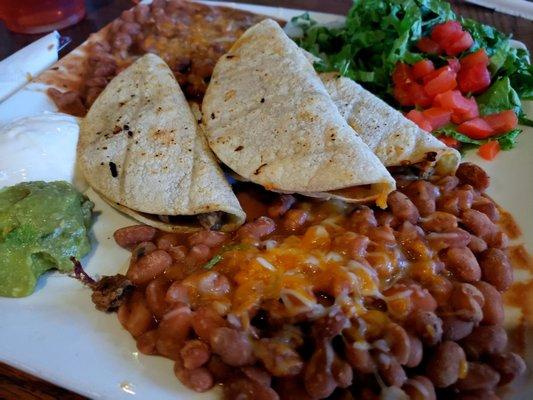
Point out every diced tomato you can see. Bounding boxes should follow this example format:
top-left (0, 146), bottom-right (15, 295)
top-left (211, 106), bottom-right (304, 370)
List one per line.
top-left (406, 109), bottom-right (433, 132)
top-left (448, 58), bottom-right (461, 73)
top-left (439, 136), bottom-right (460, 149)
top-left (433, 90), bottom-right (479, 124)
top-left (407, 82), bottom-right (432, 108)
top-left (424, 66), bottom-right (457, 97)
top-left (445, 31), bottom-right (474, 56)
top-left (457, 118), bottom-right (494, 139)
top-left (412, 59), bottom-right (435, 80)
top-left (431, 21), bottom-right (463, 47)
top-left (423, 107), bottom-right (452, 130)
top-left (451, 98), bottom-right (480, 124)
top-left (394, 84), bottom-right (414, 106)
top-left (483, 110), bottom-right (518, 134)
top-left (393, 63), bottom-right (414, 86)
top-left (478, 141), bottom-right (500, 161)
top-left (460, 49), bottom-right (490, 68)
top-left (457, 62), bottom-right (491, 94)
top-left (417, 37), bottom-right (441, 54)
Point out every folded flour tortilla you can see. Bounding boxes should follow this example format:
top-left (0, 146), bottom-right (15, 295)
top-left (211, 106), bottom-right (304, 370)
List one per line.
top-left (78, 54), bottom-right (245, 232)
top-left (320, 72), bottom-right (461, 175)
top-left (202, 19), bottom-right (395, 207)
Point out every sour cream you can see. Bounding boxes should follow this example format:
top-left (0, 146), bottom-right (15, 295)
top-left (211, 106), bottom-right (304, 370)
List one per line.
top-left (0, 113), bottom-right (85, 189)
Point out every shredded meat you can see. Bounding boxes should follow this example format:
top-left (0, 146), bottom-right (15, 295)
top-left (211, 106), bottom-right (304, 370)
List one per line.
top-left (91, 274), bottom-right (133, 312)
top-left (198, 212), bottom-right (223, 231)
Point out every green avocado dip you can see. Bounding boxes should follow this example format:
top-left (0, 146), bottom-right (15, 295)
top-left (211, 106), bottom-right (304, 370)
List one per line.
top-left (0, 181), bottom-right (94, 297)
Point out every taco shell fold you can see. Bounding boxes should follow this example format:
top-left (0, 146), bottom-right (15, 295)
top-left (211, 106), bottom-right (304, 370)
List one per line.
top-left (78, 53), bottom-right (245, 232)
top-left (202, 19), bottom-right (395, 207)
top-left (320, 72), bottom-right (461, 175)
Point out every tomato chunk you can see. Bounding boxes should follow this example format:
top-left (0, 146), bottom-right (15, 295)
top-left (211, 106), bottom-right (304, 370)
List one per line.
top-left (439, 136), bottom-right (460, 149)
top-left (433, 90), bottom-right (479, 124)
top-left (423, 107), bottom-right (452, 130)
top-left (424, 66), bottom-right (457, 97)
top-left (417, 37), bottom-right (441, 54)
top-left (448, 58), bottom-right (461, 73)
top-left (394, 84), bottom-right (414, 106)
top-left (445, 31), bottom-right (474, 56)
top-left (483, 110), bottom-right (518, 134)
top-left (406, 109), bottom-right (433, 132)
top-left (457, 63), bottom-right (491, 94)
top-left (407, 82), bottom-right (432, 108)
top-left (431, 21), bottom-right (463, 48)
top-left (412, 60), bottom-right (435, 80)
top-left (460, 49), bottom-right (490, 68)
top-left (393, 63), bottom-right (414, 86)
top-left (478, 141), bottom-right (500, 161)
top-left (457, 118), bottom-right (494, 139)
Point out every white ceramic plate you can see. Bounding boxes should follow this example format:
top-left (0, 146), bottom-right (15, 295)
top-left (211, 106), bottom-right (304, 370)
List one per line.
top-left (0, 2), bottom-right (531, 399)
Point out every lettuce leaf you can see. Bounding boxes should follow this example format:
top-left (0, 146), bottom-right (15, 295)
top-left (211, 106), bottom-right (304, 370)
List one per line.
top-left (436, 126), bottom-right (522, 150)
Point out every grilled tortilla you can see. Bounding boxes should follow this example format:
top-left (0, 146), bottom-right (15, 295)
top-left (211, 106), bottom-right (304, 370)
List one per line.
top-left (202, 19), bottom-right (395, 207)
top-left (78, 54), bottom-right (245, 232)
top-left (320, 72), bottom-right (461, 175)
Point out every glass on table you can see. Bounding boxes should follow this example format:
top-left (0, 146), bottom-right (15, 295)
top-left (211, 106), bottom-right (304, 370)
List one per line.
top-left (0, 0), bottom-right (86, 34)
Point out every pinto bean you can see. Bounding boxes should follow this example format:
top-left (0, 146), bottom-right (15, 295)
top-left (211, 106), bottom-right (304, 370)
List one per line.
top-left (165, 281), bottom-right (190, 304)
top-left (191, 307), bottom-right (227, 342)
top-left (127, 249), bottom-right (172, 285)
top-left (118, 290), bottom-right (153, 337)
top-left (188, 230), bottom-right (227, 248)
top-left (145, 276), bottom-right (170, 319)
top-left (167, 245), bottom-right (187, 262)
top-left (478, 248), bottom-right (513, 291)
top-left (155, 233), bottom-right (181, 250)
top-left (114, 225), bottom-right (157, 249)
top-left (344, 341), bottom-right (375, 374)
top-left (375, 352), bottom-right (407, 387)
top-left (461, 209), bottom-right (497, 241)
top-left (402, 376), bottom-right (436, 400)
top-left (191, 271), bottom-right (231, 297)
top-left (472, 198), bottom-right (499, 222)
top-left (136, 329), bottom-right (158, 355)
top-left (187, 244), bottom-right (211, 266)
top-left (241, 366), bottom-right (272, 387)
top-left (456, 162), bottom-right (490, 192)
top-left (473, 281), bottom-right (504, 325)
top-left (134, 4), bottom-right (150, 24)
top-left (442, 247), bottom-right (481, 282)
top-left (405, 335), bottom-right (423, 368)
top-left (254, 338), bottom-right (303, 377)
top-left (442, 317), bottom-right (474, 341)
top-left (468, 235), bottom-right (488, 254)
top-left (420, 212), bottom-right (457, 232)
top-left (206, 355), bottom-right (232, 381)
top-left (451, 283), bottom-right (484, 322)
top-left (333, 232), bottom-right (369, 260)
top-left (237, 217), bottom-right (276, 240)
top-left (332, 358), bottom-right (353, 389)
top-left (349, 206), bottom-right (378, 232)
top-left (427, 228), bottom-right (471, 251)
top-left (311, 307), bottom-right (348, 340)
top-left (387, 191), bottom-right (420, 224)
top-left (384, 323), bottom-right (411, 365)
top-left (283, 209), bottom-right (309, 232)
top-left (174, 360), bottom-right (214, 393)
top-left (156, 305), bottom-right (192, 359)
top-left (437, 189), bottom-right (473, 216)
top-left (268, 195), bottom-right (296, 218)
top-left (489, 352), bottom-right (526, 386)
top-left (489, 230), bottom-right (509, 249)
top-left (426, 341), bottom-right (467, 388)
top-left (180, 340), bottom-right (211, 370)
top-left (426, 275), bottom-right (454, 306)
top-left (119, 21), bottom-right (141, 36)
top-left (403, 180), bottom-right (439, 216)
top-left (437, 175), bottom-right (460, 192)
top-left (408, 310), bottom-right (443, 346)
top-left (224, 377), bottom-right (280, 400)
top-left (210, 327), bottom-right (255, 366)
top-left (304, 342), bottom-right (337, 399)
top-left (461, 325), bottom-right (508, 359)
top-left (455, 362), bottom-right (500, 391)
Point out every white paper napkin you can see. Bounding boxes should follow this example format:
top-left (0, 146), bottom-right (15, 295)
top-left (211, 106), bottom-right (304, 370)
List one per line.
top-left (0, 31), bottom-right (60, 103)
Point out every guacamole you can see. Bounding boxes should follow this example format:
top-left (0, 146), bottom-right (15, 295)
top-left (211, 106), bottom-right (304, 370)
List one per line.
top-left (0, 181), bottom-right (93, 297)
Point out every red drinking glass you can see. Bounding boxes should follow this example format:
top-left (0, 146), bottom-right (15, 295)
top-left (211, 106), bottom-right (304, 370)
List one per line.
top-left (0, 0), bottom-right (86, 34)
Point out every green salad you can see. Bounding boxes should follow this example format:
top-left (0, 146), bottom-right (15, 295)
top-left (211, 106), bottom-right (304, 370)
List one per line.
top-left (291, 0), bottom-right (533, 156)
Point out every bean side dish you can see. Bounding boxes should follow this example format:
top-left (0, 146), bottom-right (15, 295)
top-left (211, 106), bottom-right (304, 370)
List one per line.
top-left (108, 163), bottom-right (526, 399)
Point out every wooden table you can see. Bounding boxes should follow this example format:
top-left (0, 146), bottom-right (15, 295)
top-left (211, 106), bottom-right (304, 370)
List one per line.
top-left (0, 1), bottom-right (531, 399)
